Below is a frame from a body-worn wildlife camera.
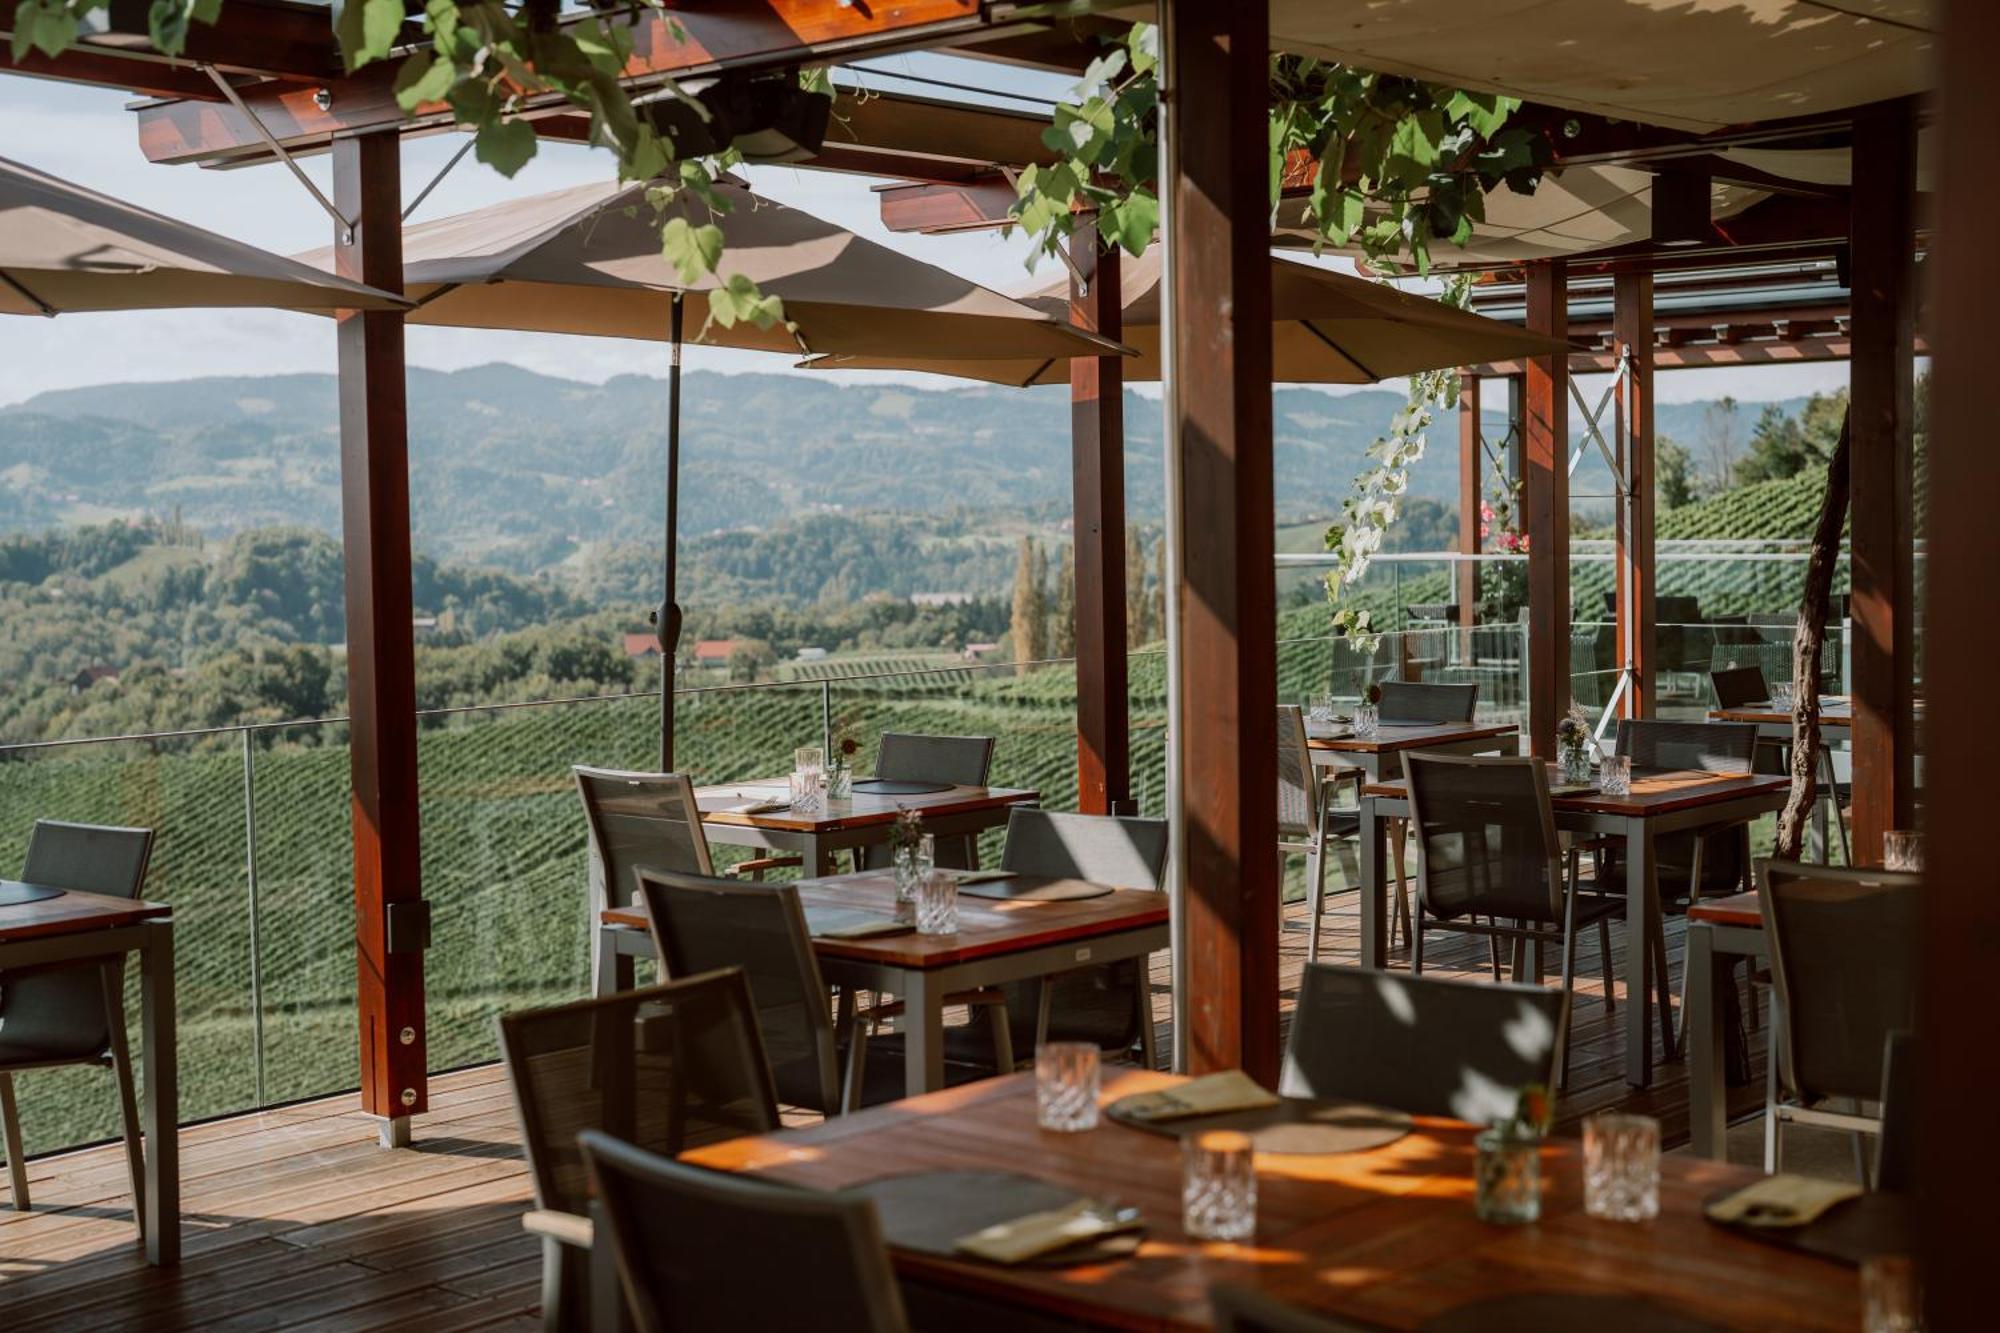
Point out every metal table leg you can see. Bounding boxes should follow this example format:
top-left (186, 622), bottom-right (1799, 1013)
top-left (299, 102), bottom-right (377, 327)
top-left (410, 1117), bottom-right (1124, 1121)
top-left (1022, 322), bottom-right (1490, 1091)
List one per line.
top-left (1687, 922), bottom-right (1727, 1159)
top-left (1622, 818), bottom-right (1656, 1088)
top-left (901, 969), bottom-right (945, 1098)
top-left (140, 919), bottom-right (178, 1265)
top-left (1359, 798), bottom-right (1387, 969)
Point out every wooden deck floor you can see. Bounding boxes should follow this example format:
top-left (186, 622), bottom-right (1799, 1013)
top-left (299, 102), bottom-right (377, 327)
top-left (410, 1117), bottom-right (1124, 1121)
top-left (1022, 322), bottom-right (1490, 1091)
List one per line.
top-left (0, 892), bottom-right (1768, 1330)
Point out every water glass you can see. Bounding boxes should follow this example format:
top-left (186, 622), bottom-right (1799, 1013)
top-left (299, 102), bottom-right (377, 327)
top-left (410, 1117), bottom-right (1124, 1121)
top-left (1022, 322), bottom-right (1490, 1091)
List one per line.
top-left (1182, 1130), bottom-right (1257, 1242)
top-left (1035, 1042), bottom-right (1101, 1132)
top-left (893, 833), bottom-right (935, 904)
top-left (793, 745), bottom-right (825, 773)
top-left (1473, 1129), bottom-right (1541, 1225)
top-left (1861, 1255), bottom-right (1923, 1332)
top-left (1883, 830), bottom-right (1923, 873)
top-left (1352, 702), bottom-right (1380, 739)
top-left (1770, 680), bottom-right (1795, 710)
top-left (1582, 1113), bottom-right (1660, 1221)
top-left (1599, 754), bottom-right (1632, 798)
top-left (1307, 691), bottom-right (1336, 725)
top-left (914, 868), bottom-right (959, 935)
top-left (788, 765), bottom-right (823, 815)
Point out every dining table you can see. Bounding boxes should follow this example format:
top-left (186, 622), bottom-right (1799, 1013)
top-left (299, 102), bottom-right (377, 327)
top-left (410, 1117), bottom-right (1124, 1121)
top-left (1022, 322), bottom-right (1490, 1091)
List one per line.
top-left (1686, 890), bottom-right (1769, 1162)
top-left (681, 1069), bottom-right (1861, 1331)
top-left (692, 780), bottom-right (1038, 877)
top-left (0, 882), bottom-right (176, 1264)
top-left (1707, 697), bottom-right (1853, 859)
top-left (1304, 718), bottom-right (1520, 779)
top-left (599, 869), bottom-right (1169, 1098)
top-left (1359, 765), bottom-right (1790, 1088)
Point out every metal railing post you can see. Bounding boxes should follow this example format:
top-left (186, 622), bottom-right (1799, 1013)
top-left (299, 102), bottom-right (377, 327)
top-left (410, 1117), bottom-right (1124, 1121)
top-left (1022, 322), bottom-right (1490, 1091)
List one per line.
top-left (241, 726), bottom-right (266, 1107)
top-left (820, 678), bottom-right (833, 758)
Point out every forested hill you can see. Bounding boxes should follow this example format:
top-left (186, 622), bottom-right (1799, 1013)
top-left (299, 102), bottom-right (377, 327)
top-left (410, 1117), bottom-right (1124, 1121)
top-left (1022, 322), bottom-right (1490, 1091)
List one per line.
top-left (3, 366), bottom-right (1461, 573)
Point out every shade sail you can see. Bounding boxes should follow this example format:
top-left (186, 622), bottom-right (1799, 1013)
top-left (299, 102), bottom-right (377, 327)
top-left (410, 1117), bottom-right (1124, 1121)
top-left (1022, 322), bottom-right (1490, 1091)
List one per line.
top-left (799, 249), bottom-right (1570, 386)
top-left (1268, 0), bottom-right (1935, 134)
top-left (296, 177), bottom-right (1122, 361)
top-left (0, 155), bottom-right (405, 316)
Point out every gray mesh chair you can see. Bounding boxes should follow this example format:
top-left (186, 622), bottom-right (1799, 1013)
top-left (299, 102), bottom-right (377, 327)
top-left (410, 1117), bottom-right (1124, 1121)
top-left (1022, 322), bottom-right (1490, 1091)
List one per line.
top-left (1277, 706), bottom-right (1361, 965)
top-left (1759, 861), bottom-right (1920, 1180)
top-left (0, 820), bottom-right (154, 1226)
top-left (1211, 1284), bottom-right (1373, 1332)
top-left (1402, 753), bottom-right (1615, 1087)
top-left (1376, 680), bottom-right (1478, 724)
top-left (859, 733), bottom-right (996, 871)
top-left (581, 1129), bottom-right (909, 1333)
top-left (1709, 665), bottom-right (1769, 710)
top-left (636, 868), bottom-right (983, 1114)
top-left (1281, 963), bottom-right (1565, 1124)
top-left (497, 969), bottom-right (780, 1333)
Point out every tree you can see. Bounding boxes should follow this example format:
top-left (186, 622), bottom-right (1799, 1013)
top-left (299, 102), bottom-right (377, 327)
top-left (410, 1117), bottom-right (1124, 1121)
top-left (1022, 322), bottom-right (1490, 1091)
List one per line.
top-left (1125, 530), bottom-right (1150, 648)
top-left (1657, 435), bottom-right (1698, 510)
top-left (726, 638), bottom-right (774, 684)
top-left (1736, 389), bottom-right (1849, 485)
top-left (1051, 543), bottom-right (1077, 659)
top-left (1009, 537), bottom-right (1047, 673)
top-left (1152, 537), bottom-right (1167, 648)
top-left (1695, 396), bottom-right (1743, 497)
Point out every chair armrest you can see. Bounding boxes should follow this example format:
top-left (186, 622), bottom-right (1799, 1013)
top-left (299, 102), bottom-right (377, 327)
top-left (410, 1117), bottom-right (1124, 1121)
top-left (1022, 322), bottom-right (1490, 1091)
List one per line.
top-left (727, 856), bottom-right (802, 881)
top-left (523, 1209), bottom-right (593, 1250)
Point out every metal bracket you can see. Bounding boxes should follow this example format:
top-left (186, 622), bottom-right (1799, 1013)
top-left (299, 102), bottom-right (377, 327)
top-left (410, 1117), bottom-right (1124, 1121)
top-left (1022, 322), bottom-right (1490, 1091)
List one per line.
top-left (402, 138), bottom-right (474, 222)
top-left (201, 65), bottom-right (356, 244)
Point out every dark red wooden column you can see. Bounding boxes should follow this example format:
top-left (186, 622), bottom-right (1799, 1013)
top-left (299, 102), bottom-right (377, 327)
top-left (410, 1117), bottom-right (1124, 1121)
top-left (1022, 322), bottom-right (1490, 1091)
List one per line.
top-left (1456, 373), bottom-right (1482, 643)
top-left (1523, 260), bottom-right (1570, 757)
top-left (1164, 0), bottom-right (1279, 1085)
top-left (1614, 271), bottom-right (1657, 718)
top-left (1847, 98), bottom-right (1919, 861)
top-left (1922, 3), bottom-right (1999, 1320)
top-left (1070, 230), bottom-right (1131, 816)
top-left (333, 133), bottom-right (426, 1143)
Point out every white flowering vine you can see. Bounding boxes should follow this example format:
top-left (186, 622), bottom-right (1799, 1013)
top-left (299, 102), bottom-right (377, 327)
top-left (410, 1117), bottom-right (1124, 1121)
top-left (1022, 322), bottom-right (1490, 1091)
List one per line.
top-left (1322, 275), bottom-right (1477, 651)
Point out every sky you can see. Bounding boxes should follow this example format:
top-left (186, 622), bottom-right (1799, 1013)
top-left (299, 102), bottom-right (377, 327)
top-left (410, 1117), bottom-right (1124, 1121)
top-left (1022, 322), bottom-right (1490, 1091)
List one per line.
top-left (0, 58), bottom-right (1849, 409)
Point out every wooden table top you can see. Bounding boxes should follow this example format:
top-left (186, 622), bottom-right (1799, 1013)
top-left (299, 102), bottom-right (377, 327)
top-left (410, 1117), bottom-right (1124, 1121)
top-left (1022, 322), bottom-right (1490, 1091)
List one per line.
top-left (0, 884), bottom-right (172, 945)
top-left (682, 1070), bottom-right (1857, 1332)
top-left (1688, 891), bottom-right (1763, 929)
top-left (602, 870), bottom-right (1166, 969)
top-left (1710, 698), bottom-right (1853, 727)
top-left (1306, 720), bottom-right (1518, 754)
top-left (1364, 766), bottom-right (1790, 818)
top-left (693, 781), bottom-right (1037, 833)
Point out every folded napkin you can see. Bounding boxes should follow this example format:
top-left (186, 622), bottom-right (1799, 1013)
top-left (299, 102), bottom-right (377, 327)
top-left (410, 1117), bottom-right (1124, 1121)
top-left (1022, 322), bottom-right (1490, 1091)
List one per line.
top-left (728, 799), bottom-right (793, 815)
top-left (814, 919), bottom-right (915, 941)
top-left (1705, 1174), bottom-right (1862, 1229)
top-left (953, 1199), bottom-right (1141, 1265)
top-left (1111, 1071), bottom-right (1279, 1123)
top-left (949, 869), bottom-right (1018, 885)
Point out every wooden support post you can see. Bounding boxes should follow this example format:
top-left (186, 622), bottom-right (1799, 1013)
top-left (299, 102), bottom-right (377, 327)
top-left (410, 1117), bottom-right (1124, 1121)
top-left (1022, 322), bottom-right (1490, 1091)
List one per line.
top-left (1848, 99), bottom-right (1918, 861)
top-left (1614, 271), bottom-right (1657, 718)
top-left (333, 134), bottom-right (426, 1133)
top-left (1164, 0), bottom-right (1279, 1085)
top-left (1922, 4), bottom-right (2000, 1321)
top-left (1456, 373), bottom-right (1482, 645)
top-left (1071, 229), bottom-right (1131, 816)
top-left (1523, 261), bottom-right (1570, 757)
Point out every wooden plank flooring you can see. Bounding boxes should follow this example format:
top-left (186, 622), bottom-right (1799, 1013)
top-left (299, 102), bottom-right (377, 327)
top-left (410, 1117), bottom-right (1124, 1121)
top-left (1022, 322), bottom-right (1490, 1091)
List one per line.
top-left (0, 891), bottom-right (1768, 1329)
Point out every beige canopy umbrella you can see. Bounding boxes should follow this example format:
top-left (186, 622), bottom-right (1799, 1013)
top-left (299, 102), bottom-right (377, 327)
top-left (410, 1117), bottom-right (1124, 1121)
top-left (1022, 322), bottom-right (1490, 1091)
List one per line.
top-left (301, 176), bottom-right (1121, 766)
top-left (0, 155), bottom-right (404, 315)
top-left (799, 249), bottom-right (1569, 386)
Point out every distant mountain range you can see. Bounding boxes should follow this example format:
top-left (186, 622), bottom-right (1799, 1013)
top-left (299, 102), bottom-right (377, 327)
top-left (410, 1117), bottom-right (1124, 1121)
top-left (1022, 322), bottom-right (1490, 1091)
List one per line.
top-left (0, 364), bottom-right (1808, 576)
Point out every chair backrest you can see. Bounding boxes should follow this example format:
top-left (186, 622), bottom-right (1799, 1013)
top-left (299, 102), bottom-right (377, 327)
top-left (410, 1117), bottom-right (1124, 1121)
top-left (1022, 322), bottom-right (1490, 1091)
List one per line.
top-left (0, 821), bottom-right (156, 1057)
top-left (1376, 681), bottom-right (1478, 724)
top-left (1210, 1284), bottom-right (1371, 1332)
top-left (1403, 753), bottom-right (1562, 924)
top-left (1875, 1031), bottom-right (1916, 1194)
top-left (999, 808), bottom-right (1169, 889)
top-left (1276, 706), bottom-right (1319, 841)
top-left (1281, 964), bottom-right (1564, 1124)
top-left (495, 969), bottom-right (779, 1222)
top-left (1614, 719), bottom-right (1758, 773)
top-left (574, 768), bottom-right (713, 913)
top-left (21, 820), bottom-right (153, 899)
top-left (873, 732), bottom-right (995, 787)
top-left (635, 869), bottom-right (838, 1113)
top-left (1709, 665), bottom-right (1770, 710)
top-left (582, 1130), bottom-right (909, 1333)
top-left (1760, 860), bottom-right (1921, 1105)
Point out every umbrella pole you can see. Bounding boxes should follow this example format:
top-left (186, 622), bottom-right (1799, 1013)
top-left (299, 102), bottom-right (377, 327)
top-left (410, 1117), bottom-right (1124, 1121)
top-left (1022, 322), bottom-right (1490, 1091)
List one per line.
top-left (658, 292), bottom-right (685, 771)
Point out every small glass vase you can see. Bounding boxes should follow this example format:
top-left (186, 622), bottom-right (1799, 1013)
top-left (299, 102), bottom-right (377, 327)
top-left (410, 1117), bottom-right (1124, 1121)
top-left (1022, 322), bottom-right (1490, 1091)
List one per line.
top-left (1560, 747), bottom-right (1595, 786)
top-left (1474, 1129), bottom-right (1541, 1225)
top-left (826, 765), bottom-right (852, 803)
top-left (893, 834), bottom-right (934, 904)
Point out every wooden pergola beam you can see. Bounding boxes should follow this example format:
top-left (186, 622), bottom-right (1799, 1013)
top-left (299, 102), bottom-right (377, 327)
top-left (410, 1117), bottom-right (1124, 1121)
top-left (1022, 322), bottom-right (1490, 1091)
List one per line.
top-left (1070, 232), bottom-right (1130, 818)
top-left (0, 0), bottom-right (338, 83)
top-left (1469, 333), bottom-right (1880, 375)
top-left (1846, 98), bottom-right (1920, 860)
top-left (1614, 271), bottom-right (1657, 719)
top-left (1522, 260), bottom-right (1569, 760)
top-left (1166, 0), bottom-right (1278, 1086)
